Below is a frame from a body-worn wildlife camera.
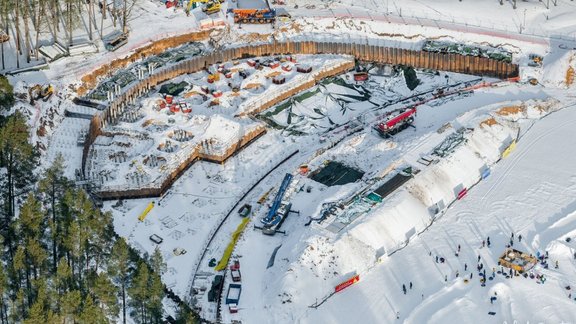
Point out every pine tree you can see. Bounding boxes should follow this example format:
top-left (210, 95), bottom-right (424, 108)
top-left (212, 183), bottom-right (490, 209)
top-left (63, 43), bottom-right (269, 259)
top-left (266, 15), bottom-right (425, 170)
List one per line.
top-left (91, 272), bottom-right (119, 320)
top-left (79, 295), bottom-right (106, 324)
top-left (109, 237), bottom-right (131, 324)
top-left (39, 154), bottom-right (71, 273)
top-left (174, 303), bottom-right (196, 324)
top-left (23, 278), bottom-right (49, 324)
top-left (148, 272), bottom-right (164, 323)
top-left (59, 290), bottom-right (81, 323)
top-left (129, 261), bottom-right (149, 323)
top-left (0, 261), bottom-right (8, 324)
top-left (54, 257), bottom-right (72, 311)
top-left (149, 248), bottom-right (166, 276)
top-left (0, 112), bottom-right (37, 258)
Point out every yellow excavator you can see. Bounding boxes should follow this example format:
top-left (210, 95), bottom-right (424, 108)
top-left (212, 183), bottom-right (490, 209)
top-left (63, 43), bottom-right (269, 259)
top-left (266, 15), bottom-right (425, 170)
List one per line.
top-left (28, 84), bottom-right (54, 104)
top-left (186, 0), bottom-right (222, 15)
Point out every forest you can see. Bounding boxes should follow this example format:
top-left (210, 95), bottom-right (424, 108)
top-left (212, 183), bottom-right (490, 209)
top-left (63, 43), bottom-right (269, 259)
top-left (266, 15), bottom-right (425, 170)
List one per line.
top-left (0, 0), bottom-right (139, 69)
top-left (0, 110), bottom-right (195, 322)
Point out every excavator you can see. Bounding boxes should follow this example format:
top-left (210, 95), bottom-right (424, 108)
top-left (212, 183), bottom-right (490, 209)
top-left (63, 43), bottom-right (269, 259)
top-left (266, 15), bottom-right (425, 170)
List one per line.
top-left (28, 84), bottom-right (54, 104)
top-left (186, 0), bottom-right (221, 15)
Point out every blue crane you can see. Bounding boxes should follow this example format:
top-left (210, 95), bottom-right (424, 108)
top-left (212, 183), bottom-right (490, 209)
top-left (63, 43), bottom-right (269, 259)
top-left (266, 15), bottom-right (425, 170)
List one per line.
top-left (261, 173), bottom-right (293, 227)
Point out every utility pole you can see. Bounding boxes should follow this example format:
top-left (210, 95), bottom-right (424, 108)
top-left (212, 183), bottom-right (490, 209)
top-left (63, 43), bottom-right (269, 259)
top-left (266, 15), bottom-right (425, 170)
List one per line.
top-left (523, 9), bottom-right (527, 32)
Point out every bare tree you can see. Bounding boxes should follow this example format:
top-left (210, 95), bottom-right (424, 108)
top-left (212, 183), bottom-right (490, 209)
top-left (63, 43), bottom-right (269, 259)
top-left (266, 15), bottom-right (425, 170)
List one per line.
top-left (14, 0), bottom-right (22, 68)
top-left (0, 0), bottom-right (11, 69)
top-left (31, 0), bottom-right (48, 60)
top-left (121, 0), bottom-right (138, 34)
top-left (22, 0), bottom-right (32, 63)
top-left (49, 0), bottom-right (61, 44)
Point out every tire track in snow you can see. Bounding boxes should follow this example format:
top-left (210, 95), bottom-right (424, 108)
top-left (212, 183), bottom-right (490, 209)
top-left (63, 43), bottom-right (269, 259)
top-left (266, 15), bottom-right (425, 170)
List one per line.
top-left (481, 114), bottom-right (576, 203)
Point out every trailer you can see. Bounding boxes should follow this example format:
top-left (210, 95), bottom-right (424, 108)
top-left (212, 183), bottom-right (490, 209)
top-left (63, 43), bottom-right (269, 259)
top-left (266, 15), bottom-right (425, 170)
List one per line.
top-left (225, 284), bottom-right (242, 304)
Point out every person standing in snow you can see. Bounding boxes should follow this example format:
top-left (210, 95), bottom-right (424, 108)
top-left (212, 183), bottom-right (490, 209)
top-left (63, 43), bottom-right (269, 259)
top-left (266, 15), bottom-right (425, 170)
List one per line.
top-left (445, 275), bottom-right (448, 282)
top-left (456, 270), bottom-right (459, 278)
top-left (482, 240), bottom-right (485, 248)
top-left (410, 282), bottom-right (413, 289)
top-left (487, 237), bottom-right (491, 247)
top-left (518, 234), bottom-right (522, 242)
top-left (402, 284), bottom-right (407, 294)
top-left (478, 255), bottom-right (481, 262)
top-left (464, 263), bottom-right (468, 271)
top-left (458, 244), bottom-right (461, 252)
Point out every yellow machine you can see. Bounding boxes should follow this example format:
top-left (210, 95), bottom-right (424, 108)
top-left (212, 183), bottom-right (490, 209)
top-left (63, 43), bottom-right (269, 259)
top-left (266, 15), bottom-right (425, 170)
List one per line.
top-left (207, 73), bottom-right (220, 83)
top-left (186, 0), bottom-right (221, 14)
top-left (138, 202), bottom-right (155, 221)
top-left (203, 0), bottom-right (221, 14)
top-left (28, 84), bottom-right (54, 104)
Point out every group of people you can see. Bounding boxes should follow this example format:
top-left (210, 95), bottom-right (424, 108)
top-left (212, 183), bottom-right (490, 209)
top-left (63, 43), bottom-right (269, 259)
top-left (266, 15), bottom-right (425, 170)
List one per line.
top-left (401, 281), bottom-right (413, 294)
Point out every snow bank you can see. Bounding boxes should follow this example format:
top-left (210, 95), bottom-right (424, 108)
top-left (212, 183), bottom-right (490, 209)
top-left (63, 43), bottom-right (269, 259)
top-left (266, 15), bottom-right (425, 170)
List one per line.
top-left (541, 49), bottom-right (575, 88)
top-left (274, 99), bottom-right (561, 307)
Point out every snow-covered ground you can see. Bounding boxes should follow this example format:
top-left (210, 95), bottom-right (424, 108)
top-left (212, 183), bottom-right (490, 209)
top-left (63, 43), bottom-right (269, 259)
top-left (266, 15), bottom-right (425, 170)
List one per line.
top-left (5, 0), bottom-right (576, 322)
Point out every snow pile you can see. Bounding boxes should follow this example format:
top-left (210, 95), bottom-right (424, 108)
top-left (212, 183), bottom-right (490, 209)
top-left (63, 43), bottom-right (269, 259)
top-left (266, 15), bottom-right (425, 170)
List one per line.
top-left (541, 49), bottom-right (576, 88)
top-left (274, 98), bottom-right (561, 307)
top-left (275, 235), bottom-right (375, 307)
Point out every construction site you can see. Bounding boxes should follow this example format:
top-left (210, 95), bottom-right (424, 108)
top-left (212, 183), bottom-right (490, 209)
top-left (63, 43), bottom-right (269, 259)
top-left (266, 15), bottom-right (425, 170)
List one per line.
top-left (6, 0), bottom-right (576, 322)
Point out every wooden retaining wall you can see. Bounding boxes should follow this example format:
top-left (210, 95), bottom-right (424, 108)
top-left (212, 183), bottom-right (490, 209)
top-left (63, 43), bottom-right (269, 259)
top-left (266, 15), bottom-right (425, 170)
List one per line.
top-left (84, 39), bottom-right (519, 200)
top-left (96, 126), bottom-right (266, 200)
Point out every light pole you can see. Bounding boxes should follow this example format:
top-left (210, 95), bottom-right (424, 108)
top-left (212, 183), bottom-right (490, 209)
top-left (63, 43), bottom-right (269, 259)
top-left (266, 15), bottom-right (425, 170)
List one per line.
top-left (523, 9), bottom-right (527, 34)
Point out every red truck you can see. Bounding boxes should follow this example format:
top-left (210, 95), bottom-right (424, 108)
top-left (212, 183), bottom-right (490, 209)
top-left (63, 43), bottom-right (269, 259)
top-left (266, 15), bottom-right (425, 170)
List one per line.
top-left (374, 107), bottom-right (417, 137)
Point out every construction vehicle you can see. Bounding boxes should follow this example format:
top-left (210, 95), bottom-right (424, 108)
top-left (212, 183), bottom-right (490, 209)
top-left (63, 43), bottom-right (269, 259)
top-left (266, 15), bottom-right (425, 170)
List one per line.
top-left (260, 173), bottom-right (293, 235)
top-left (374, 107), bottom-right (417, 138)
top-left (207, 73), bottom-right (220, 83)
top-left (354, 65), bottom-right (369, 81)
top-left (104, 31), bottom-right (128, 52)
top-left (528, 54), bottom-right (543, 67)
top-left (230, 260), bottom-right (241, 281)
top-left (203, 0), bottom-right (221, 14)
top-left (28, 84), bottom-right (54, 104)
top-left (228, 8), bottom-right (276, 23)
top-left (186, 0), bottom-right (221, 14)
top-left (228, 0), bottom-right (276, 23)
